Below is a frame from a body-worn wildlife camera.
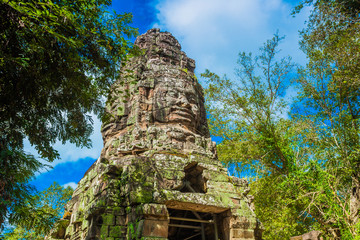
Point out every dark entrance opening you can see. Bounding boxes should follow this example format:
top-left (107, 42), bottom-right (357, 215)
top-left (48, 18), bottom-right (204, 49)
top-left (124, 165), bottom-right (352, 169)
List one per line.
top-left (180, 162), bottom-right (207, 193)
top-left (167, 208), bottom-right (221, 240)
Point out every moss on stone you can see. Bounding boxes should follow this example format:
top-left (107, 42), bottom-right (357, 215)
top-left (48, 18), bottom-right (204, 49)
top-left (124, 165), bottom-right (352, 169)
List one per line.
top-left (130, 188), bottom-right (153, 203)
top-left (181, 68), bottom-right (188, 74)
top-left (82, 219), bottom-right (89, 230)
top-left (127, 115), bottom-right (136, 125)
top-left (109, 226), bottom-right (124, 237)
top-left (102, 214), bottom-right (115, 225)
top-left (239, 200), bottom-right (256, 218)
top-left (100, 225), bottom-right (109, 239)
top-left (116, 106), bottom-right (125, 116)
top-left (203, 170), bottom-right (230, 182)
top-left (112, 139), bottom-right (120, 148)
top-left (217, 193), bottom-right (233, 206)
top-left (113, 207), bottom-right (125, 215)
top-left (96, 198), bottom-right (107, 208)
top-left (126, 206), bottom-right (132, 213)
top-left (208, 181), bottom-right (237, 194)
top-left (161, 169), bottom-right (184, 180)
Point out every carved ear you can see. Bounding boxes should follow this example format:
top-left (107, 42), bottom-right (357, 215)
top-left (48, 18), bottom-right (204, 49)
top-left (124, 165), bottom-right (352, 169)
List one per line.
top-left (153, 100), bottom-right (167, 123)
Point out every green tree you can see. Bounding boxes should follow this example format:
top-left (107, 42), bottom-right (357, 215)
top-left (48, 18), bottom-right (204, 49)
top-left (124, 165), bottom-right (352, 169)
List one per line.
top-left (3, 182), bottom-right (73, 239)
top-left (202, 32), bottom-right (360, 238)
top-left (291, 60), bottom-right (360, 239)
top-left (294, 0), bottom-right (360, 238)
top-left (201, 34), bottom-right (314, 238)
top-left (202, 33), bottom-right (295, 176)
top-left (0, 0), bottom-right (137, 229)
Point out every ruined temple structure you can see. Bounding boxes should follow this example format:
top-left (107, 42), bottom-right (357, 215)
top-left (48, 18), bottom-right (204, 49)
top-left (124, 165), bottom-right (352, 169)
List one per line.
top-left (48, 29), bottom-right (262, 240)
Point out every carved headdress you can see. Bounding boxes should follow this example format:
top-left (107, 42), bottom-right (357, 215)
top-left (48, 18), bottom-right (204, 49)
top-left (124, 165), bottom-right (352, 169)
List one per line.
top-left (101, 28), bottom-right (214, 158)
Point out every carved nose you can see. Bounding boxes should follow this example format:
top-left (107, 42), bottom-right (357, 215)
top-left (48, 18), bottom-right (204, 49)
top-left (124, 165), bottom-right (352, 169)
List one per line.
top-left (179, 96), bottom-right (190, 108)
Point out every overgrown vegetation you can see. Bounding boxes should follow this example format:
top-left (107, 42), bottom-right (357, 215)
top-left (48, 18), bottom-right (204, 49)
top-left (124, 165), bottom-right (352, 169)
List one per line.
top-left (3, 182), bottom-right (73, 239)
top-left (0, 0), bottom-right (137, 231)
top-left (203, 0), bottom-right (360, 238)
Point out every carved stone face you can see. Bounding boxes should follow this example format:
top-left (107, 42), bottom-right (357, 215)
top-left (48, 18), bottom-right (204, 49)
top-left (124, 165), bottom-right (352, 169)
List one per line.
top-left (153, 80), bottom-right (200, 130)
top-left (102, 29), bottom-right (210, 141)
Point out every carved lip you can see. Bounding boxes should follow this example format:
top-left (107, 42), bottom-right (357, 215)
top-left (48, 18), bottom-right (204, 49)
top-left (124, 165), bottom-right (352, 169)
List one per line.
top-left (171, 107), bottom-right (195, 121)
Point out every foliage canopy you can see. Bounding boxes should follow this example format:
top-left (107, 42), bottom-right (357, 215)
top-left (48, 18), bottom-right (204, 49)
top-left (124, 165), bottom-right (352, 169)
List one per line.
top-left (0, 0), bottom-right (137, 229)
top-left (3, 182), bottom-right (73, 239)
top-left (203, 1), bottom-right (360, 235)
top-left (202, 34), bottom-right (311, 238)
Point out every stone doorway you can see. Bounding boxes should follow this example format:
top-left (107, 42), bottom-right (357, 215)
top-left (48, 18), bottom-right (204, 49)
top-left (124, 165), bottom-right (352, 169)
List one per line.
top-left (167, 208), bottom-right (222, 240)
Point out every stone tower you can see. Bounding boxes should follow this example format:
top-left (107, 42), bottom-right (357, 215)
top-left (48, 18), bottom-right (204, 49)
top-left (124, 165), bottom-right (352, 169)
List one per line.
top-left (48, 29), bottom-right (262, 240)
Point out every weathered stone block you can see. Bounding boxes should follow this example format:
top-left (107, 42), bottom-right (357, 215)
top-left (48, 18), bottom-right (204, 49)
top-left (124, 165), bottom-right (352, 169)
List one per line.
top-left (102, 214), bottom-right (115, 225)
top-left (100, 225), bottom-right (109, 238)
top-left (231, 176), bottom-right (249, 187)
top-left (141, 204), bottom-right (168, 218)
top-left (109, 226), bottom-right (125, 238)
top-left (113, 207), bottom-right (125, 216)
top-left (203, 169), bottom-right (230, 182)
top-left (232, 229), bottom-right (255, 238)
top-left (116, 215), bottom-right (128, 225)
top-left (142, 219), bottom-right (168, 237)
top-left (129, 188), bottom-right (153, 203)
top-left (207, 181), bottom-right (237, 193)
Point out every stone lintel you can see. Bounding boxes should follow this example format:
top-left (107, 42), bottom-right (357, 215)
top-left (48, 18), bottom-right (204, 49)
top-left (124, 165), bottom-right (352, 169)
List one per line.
top-left (165, 200), bottom-right (228, 214)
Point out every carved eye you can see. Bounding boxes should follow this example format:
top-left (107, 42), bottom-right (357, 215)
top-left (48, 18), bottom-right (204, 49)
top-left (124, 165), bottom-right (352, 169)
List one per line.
top-left (187, 94), bottom-right (196, 103)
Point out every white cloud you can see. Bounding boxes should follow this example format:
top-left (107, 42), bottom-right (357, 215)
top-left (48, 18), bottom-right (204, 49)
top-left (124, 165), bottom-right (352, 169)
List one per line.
top-left (62, 182), bottom-right (78, 190)
top-left (153, 0), bottom-right (310, 77)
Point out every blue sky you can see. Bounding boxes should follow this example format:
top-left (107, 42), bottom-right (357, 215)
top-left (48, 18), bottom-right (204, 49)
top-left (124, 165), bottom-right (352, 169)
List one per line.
top-left (29, 0), bottom-right (311, 191)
